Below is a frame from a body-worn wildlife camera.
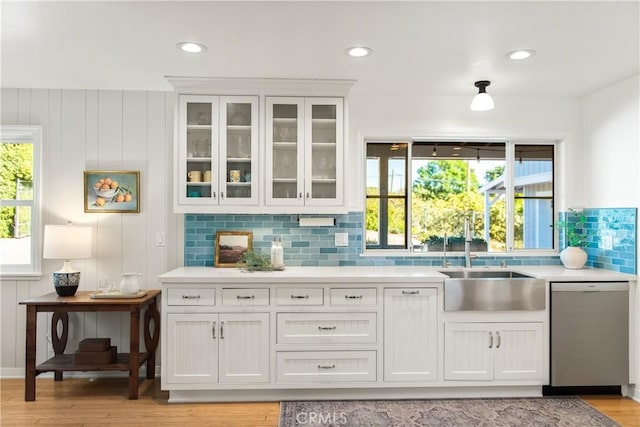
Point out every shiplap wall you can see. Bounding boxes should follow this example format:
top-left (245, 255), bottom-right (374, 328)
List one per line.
top-left (0, 88), bottom-right (179, 376)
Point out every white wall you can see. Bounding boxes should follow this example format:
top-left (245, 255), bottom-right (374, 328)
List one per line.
top-left (346, 92), bottom-right (583, 211)
top-left (581, 74), bottom-right (640, 208)
top-left (0, 88), bottom-right (179, 376)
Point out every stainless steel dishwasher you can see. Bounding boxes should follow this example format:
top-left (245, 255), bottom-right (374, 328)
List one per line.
top-left (550, 281), bottom-right (629, 389)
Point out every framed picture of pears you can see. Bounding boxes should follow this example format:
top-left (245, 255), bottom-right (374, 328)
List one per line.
top-left (84, 170), bottom-right (140, 213)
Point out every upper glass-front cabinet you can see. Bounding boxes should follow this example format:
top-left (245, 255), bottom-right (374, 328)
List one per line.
top-left (266, 97), bottom-right (343, 206)
top-left (178, 95), bottom-right (258, 208)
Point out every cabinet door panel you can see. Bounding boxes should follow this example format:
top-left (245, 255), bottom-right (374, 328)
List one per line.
top-left (219, 96), bottom-right (259, 205)
top-left (304, 98), bottom-right (343, 206)
top-left (493, 323), bottom-right (543, 381)
top-left (266, 97), bottom-right (305, 206)
top-left (179, 95), bottom-right (218, 205)
top-left (383, 288), bottom-right (437, 382)
top-left (166, 314), bottom-right (218, 384)
top-left (218, 313), bottom-right (269, 384)
top-left (444, 323), bottom-right (493, 381)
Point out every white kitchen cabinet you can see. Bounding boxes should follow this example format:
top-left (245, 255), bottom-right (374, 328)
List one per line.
top-left (444, 322), bottom-right (543, 382)
top-left (177, 95), bottom-right (258, 211)
top-left (165, 313), bottom-right (269, 385)
top-left (383, 288), bottom-right (438, 382)
top-left (265, 97), bottom-right (344, 207)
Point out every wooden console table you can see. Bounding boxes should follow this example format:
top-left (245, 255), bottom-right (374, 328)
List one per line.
top-left (19, 290), bottom-right (160, 401)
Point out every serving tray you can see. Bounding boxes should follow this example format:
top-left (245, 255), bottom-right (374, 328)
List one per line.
top-left (89, 290), bottom-right (148, 299)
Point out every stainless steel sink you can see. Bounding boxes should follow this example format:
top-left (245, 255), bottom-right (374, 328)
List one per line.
top-left (442, 270), bottom-right (545, 311)
top-left (441, 270), bottom-right (533, 279)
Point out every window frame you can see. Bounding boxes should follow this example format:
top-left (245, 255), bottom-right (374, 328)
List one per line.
top-left (0, 125), bottom-right (43, 277)
top-left (363, 138), bottom-right (558, 256)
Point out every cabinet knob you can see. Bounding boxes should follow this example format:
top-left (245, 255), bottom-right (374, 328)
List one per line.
top-left (298, 192), bottom-right (303, 199)
top-left (212, 192), bottom-right (217, 200)
top-left (220, 192), bottom-right (225, 200)
top-left (306, 192), bottom-right (310, 199)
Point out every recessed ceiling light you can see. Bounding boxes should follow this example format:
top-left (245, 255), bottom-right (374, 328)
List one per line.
top-left (177, 42), bottom-right (207, 54)
top-left (345, 46), bottom-right (372, 58)
top-left (506, 50), bottom-right (536, 60)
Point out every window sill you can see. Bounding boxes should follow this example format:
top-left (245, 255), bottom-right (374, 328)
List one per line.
top-left (0, 272), bottom-right (43, 281)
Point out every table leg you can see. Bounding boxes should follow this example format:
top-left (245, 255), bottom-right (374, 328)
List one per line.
top-left (143, 297), bottom-right (160, 380)
top-left (25, 306), bottom-right (37, 401)
top-left (129, 309), bottom-right (140, 399)
top-left (51, 312), bottom-right (68, 381)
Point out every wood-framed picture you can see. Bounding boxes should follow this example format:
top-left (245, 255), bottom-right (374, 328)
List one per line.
top-left (84, 170), bottom-right (140, 213)
top-left (215, 231), bottom-right (253, 267)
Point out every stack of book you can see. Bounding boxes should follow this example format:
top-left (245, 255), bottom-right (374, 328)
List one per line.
top-left (73, 338), bottom-right (117, 364)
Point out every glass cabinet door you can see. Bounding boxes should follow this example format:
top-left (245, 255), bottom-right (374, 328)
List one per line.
top-left (266, 97), bottom-right (305, 206)
top-left (180, 95), bottom-right (218, 204)
top-left (219, 96), bottom-right (258, 205)
top-left (304, 98), bottom-right (343, 205)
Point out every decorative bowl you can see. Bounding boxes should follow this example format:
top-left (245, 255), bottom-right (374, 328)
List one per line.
top-left (94, 186), bottom-right (118, 198)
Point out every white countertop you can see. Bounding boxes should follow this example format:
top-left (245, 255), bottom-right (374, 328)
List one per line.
top-left (158, 265), bottom-right (636, 284)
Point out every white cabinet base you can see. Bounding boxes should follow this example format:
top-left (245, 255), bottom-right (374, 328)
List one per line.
top-left (167, 385), bottom-right (543, 403)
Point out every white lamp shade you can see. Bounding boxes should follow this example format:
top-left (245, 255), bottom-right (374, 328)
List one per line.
top-left (43, 224), bottom-right (93, 260)
top-left (470, 92), bottom-right (495, 111)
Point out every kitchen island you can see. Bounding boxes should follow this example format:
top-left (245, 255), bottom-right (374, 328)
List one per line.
top-left (158, 266), bottom-right (636, 402)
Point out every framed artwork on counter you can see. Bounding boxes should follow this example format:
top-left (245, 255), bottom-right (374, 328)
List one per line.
top-left (215, 231), bottom-right (253, 267)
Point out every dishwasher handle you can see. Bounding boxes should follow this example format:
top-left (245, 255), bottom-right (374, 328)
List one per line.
top-left (551, 282), bottom-right (628, 292)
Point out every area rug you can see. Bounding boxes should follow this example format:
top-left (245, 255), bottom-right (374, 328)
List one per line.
top-left (279, 397), bottom-right (619, 426)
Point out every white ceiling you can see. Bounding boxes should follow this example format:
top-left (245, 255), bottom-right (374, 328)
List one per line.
top-left (2, 1), bottom-right (638, 97)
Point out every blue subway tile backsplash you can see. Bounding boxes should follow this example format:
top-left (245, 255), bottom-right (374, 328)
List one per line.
top-left (184, 210), bottom-right (636, 272)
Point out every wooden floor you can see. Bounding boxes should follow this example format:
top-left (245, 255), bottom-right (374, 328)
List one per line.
top-left (1, 378), bottom-right (639, 426)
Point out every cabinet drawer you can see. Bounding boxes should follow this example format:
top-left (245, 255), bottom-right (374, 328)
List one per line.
top-left (277, 312), bottom-right (377, 344)
top-left (222, 288), bottom-right (270, 306)
top-left (167, 288), bottom-right (215, 306)
top-left (277, 351), bottom-right (376, 383)
top-left (330, 288), bottom-right (377, 306)
top-left (276, 288), bottom-right (323, 306)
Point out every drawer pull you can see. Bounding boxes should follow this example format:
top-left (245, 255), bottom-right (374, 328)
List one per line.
top-left (211, 321), bottom-right (216, 339)
top-left (488, 331), bottom-right (494, 349)
top-left (317, 364), bottom-right (336, 370)
top-left (402, 290), bottom-right (419, 295)
top-left (318, 326), bottom-right (337, 331)
top-left (236, 295), bottom-right (255, 300)
top-left (345, 295), bottom-right (363, 299)
top-left (220, 321), bottom-right (225, 339)
top-left (291, 295), bottom-right (309, 299)
top-left (496, 331), bottom-right (501, 349)
top-left (182, 295), bottom-right (201, 300)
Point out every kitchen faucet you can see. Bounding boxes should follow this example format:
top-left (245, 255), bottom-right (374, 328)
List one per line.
top-left (442, 232), bottom-right (450, 268)
top-left (464, 218), bottom-right (474, 268)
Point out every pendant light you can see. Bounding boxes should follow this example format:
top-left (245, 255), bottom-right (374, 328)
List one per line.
top-left (470, 80), bottom-right (494, 111)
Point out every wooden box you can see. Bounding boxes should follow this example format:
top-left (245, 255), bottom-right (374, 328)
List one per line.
top-left (74, 346), bottom-right (117, 365)
top-left (78, 338), bottom-right (111, 352)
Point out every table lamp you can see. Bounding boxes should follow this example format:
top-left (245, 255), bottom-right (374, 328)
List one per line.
top-left (43, 223), bottom-right (93, 296)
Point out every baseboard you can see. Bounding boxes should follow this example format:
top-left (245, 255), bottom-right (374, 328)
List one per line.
top-left (626, 384), bottom-right (640, 402)
top-left (0, 366), bottom-right (160, 379)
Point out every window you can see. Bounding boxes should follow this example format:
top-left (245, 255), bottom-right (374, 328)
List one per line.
top-left (0, 125), bottom-right (42, 275)
top-left (365, 140), bottom-right (555, 253)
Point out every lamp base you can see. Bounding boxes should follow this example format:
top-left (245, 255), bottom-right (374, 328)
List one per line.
top-left (53, 272), bottom-right (80, 296)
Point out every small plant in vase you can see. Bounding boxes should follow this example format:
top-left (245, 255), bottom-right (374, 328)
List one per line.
top-left (554, 209), bottom-right (588, 269)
